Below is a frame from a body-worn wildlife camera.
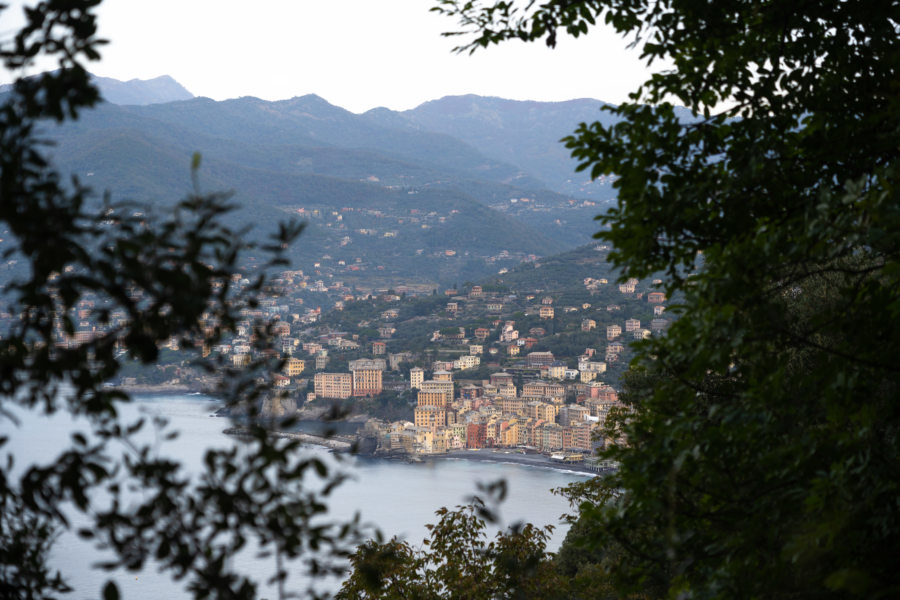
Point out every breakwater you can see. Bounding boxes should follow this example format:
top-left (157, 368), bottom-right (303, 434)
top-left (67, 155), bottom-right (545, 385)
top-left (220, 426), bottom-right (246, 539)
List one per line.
top-left (223, 426), bottom-right (355, 451)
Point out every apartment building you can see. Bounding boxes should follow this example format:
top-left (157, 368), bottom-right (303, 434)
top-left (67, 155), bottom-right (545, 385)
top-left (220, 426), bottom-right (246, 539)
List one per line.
top-left (349, 358), bottom-right (384, 397)
top-left (314, 372), bottom-right (352, 399)
top-left (410, 366), bottom-right (424, 390)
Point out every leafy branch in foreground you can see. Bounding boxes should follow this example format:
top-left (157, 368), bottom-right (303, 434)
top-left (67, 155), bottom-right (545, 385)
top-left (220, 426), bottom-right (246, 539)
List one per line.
top-left (0, 2), bottom-right (361, 598)
top-left (338, 493), bottom-right (563, 600)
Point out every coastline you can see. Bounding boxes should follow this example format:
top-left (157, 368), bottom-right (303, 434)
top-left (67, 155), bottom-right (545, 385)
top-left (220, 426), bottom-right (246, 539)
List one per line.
top-left (422, 449), bottom-right (600, 476)
top-left (222, 425), bottom-right (600, 476)
top-left (130, 391), bottom-right (602, 477)
top-left (116, 383), bottom-right (204, 395)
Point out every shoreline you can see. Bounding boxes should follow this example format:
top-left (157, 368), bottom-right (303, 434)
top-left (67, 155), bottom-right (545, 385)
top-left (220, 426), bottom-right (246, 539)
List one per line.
top-left (223, 425), bottom-right (601, 477)
top-left (421, 449), bottom-right (601, 476)
top-left (136, 392), bottom-right (603, 477)
top-left (117, 383), bottom-right (205, 395)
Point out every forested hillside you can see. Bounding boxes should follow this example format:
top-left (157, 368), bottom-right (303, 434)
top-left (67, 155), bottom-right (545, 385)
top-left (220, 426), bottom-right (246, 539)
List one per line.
top-left (30, 84), bottom-right (624, 286)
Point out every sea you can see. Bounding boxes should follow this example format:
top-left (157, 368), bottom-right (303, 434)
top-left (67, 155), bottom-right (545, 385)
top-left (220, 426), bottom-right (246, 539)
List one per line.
top-left (3, 393), bottom-right (591, 599)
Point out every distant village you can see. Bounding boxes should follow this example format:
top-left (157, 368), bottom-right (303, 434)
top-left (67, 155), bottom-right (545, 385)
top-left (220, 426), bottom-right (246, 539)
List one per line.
top-left (0, 243), bottom-right (669, 468)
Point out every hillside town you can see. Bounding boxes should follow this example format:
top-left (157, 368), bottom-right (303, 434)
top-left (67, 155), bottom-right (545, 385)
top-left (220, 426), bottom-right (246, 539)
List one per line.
top-left (0, 243), bottom-right (668, 469)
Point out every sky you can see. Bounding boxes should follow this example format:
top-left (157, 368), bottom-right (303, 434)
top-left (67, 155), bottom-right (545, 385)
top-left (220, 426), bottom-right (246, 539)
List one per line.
top-left (3, 0), bottom-right (662, 114)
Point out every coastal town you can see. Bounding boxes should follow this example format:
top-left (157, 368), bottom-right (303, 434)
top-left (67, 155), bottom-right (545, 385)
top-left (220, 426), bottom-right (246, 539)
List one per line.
top-left (3, 242), bottom-right (668, 470)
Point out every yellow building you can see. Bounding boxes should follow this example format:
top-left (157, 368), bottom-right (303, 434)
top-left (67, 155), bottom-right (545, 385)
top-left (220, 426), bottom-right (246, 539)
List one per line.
top-left (284, 357), bottom-right (305, 376)
top-left (421, 380), bottom-right (454, 404)
top-left (525, 401), bottom-right (558, 422)
top-left (417, 390), bottom-right (448, 408)
top-left (414, 406), bottom-right (446, 429)
top-left (500, 420), bottom-right (520, 447)
top-left (580, 370), bottom-right (598, 383)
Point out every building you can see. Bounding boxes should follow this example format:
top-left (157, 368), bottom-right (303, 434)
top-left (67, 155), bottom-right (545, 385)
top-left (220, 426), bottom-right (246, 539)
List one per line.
top-left (539, 306), bottom-right (555, 319)
top-left (433, 370), bottom-right (453, 382)
top-left (454, 355), bottom-right (480, 370)
top-left (474, 327), bottom-right (490, 340)
top-left (523, 381), bottom-right (565, 398)
top-left (648, 291), bottom-right (666, 303)
top-left (525, 401), bottom-right (559, 422)
top-left (500, 327), bottom-right (519, 342)
top-left (491, 372), bottom-right (514, 387)
top-left (284, 357), bottom-right (305, 377)
top-left (349, 358), bottom-right (383, 397)
top-left (547, 361), bottom-right (567, 380)
top-left (625, 318), bottom-right (641, 332)
top-left (539, 423), bottom-right (564, 452)
top-left (559, 404), bottom-right (590, 427)
top-left (303, 342), bottom-right (323, 355)
top-left (410, 366), bottom-right (424, 390)
top-left (432, 360), bottom-right (454, 372)
top-left (417, 390), bottom-right (448, 408)
top-left (314, 372), bottom-right (352, 399)
top-left (459, 385), bottom-right (483, 400)
top-left (607, 324), bottom-right (622, 340)
top-left (350, 357), bottom-right (386, 371)
top-left (372, 341), bottom-right (386, 355)
top-left (497, 383), bottom-right (517, 398)
top-left (563, 423), bottom-right (593, 451)
top-left (580, 370), bottom-right (598, 382)
top-left (466, 423), bottom-right (487, 449)
top-left (421, 380), bottom-right (454, 404)
top-left (414, 406), bottom-right (446, 429)
top-left (388, 351), bottom-right (413, 371)
top-left (526, 351), bottom-right (555, 367)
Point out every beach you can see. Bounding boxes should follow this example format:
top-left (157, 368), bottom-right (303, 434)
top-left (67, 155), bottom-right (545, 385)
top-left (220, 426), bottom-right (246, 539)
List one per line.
top-left (426, 449), bottom-right (601, 475)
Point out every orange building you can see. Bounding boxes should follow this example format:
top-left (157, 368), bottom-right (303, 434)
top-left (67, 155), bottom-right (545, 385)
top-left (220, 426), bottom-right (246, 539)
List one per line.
top-left (350, 358), bottom-right (383, 397)
top-left (314, 372), bottom-right (352, 399)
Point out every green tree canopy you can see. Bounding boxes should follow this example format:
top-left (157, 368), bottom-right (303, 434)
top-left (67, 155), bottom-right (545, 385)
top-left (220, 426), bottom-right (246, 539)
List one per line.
top-left (338, 492), bottom-right (564, 600)
top-left (434, 0), bottom-right (900, 598)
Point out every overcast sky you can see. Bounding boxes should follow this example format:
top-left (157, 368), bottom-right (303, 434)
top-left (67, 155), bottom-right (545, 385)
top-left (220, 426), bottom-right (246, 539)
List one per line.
top-left (4, 0), bottom-right (662, 114)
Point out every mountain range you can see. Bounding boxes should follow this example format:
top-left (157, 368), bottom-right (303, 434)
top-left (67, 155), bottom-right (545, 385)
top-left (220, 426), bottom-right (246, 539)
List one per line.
top-left (30, 75), bottom-right (626, 286)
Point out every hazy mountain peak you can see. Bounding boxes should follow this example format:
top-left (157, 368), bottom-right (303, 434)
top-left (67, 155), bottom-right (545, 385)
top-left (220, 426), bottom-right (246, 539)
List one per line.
top-left (279, 94), bottom-right (347, 113)
top-left (93, 74), bottom-right (194, 106)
